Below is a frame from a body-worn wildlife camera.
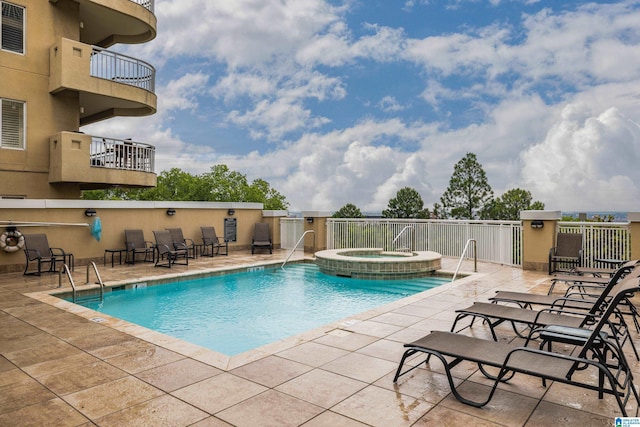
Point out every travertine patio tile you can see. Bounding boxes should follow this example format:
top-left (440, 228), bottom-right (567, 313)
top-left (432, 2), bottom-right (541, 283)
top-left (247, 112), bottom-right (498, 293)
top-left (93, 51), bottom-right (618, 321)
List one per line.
top-left (370, 312), bottom-right (423, 327)
top-left (137, 358), bottom-right (223, 392)
top-left (37, 361), bottom-right (128, 396)
top-left (332, 384), bottom-right (433, 427)
top-left (542, 379), bottom-right (632, 418)
top-left (0, 398), bottom-right (89, 427)
top-left (231, 355), bottom-right (312, 388)
top-left (22, 351), bottom-right (100, 378)
top-left (171, 373), bottom-right (267, 414)
top-left (103, 345), bottom-right (185, 374)
top-left (439, 380), bottom-right (538, 426)
top-left (356, 338), bottom-right (407, 362)
top-left (276, 368), bottom-right (367, 408)
top-left (413, 404), bottom-right (503, 426)
top-left (190, 416), bottom-right (234, 426)
top-left (301, 410), bottom-right (369, 426)
top-left (63, 376), bottom-right (164, 420)
top-left (312, 330), bottom-right (379, 351)
top-left (0, 377), bottom-right (56, 414)
top-left (216, 389), bottom-right (323, 427)
top-left (277, 342), bottom-right (350, 367)
top-left (374, 368), bottom-right (462, 404)
top-left (342, 320), bottom-right (403, 338)
top-left (321, 352), bottom-right (397, 383)
top-left (3, 338), bottom-right (81, 368)
top-left (525, 401), bottom-right (612, 426)
top-left (95, 394), bottom-right (209, 427)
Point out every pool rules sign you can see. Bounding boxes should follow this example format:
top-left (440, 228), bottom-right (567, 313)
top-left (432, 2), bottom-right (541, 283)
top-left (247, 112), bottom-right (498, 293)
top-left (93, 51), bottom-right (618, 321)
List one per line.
top-left (224, 218), bottom-right (237, 242)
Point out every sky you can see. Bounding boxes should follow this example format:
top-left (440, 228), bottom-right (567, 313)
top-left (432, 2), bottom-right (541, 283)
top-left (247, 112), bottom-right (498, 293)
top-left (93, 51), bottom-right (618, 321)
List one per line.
top-left (83, 0), bottom-right (640, 213)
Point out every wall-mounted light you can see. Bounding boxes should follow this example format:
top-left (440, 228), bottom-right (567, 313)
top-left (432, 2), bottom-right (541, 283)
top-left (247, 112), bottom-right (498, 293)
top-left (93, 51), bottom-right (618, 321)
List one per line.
top-left (166, 208), bottom-right (176, 216)
top-left (227, 209), bottom-right (235, 216)
top-left (306, 217), bottom-right (314, 224)
top-left (531, 220), bottom-right (544, 229)
top-left (84, 208), bottom-right (97, 217)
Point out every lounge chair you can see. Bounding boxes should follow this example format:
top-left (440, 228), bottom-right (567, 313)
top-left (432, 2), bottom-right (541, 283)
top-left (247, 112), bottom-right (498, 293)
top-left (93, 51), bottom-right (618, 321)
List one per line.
top-left (451, 267), bottom-right (640, 342)
top-left (200, 226), bottom-right (228, 257)
top-left (393, 276), bottom-right (640, 416)
top-left (167, 228), bottom-right (196, 258)
top-left (251, 223), bottom-right (272, 254)
top-left (153, 230), bottom-right (189, 268)
top-left (124, 229), bottom-right (154, 264)
top-left (23, 233), bottom-right (73, 275)
top-left (549, 232), bottom-right (583, 274)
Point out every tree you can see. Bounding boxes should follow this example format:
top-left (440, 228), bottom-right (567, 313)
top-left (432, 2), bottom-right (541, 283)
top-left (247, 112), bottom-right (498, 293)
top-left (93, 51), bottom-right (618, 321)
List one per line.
top-left (332, 203), bottom-right (364, 218)
top-left (480, 188), bottom-right (544, 220)
top-left (382, 187), bottom-right (430, 219)
top-left (81, 164), bottom-right (289, 209)
top-left (440, 153), bottom-right (493, 219)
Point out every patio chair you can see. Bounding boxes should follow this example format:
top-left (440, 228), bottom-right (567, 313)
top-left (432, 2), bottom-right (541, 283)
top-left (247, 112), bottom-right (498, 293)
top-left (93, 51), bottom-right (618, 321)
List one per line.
top-left (124, 229), bottom-right (154, 264)
top-left (450, 267), bottom-right (640, 342)
top-left (393, 276), bottom-right (640, 416)
top-left (200, 226), bottom-right (228, 257)
top-left (153, 230), bottom-right (189, 268)
top-left (251, 223), bottom-right (272, 254)
top-left (23, 233), bottom-right (73, 276)
top-left (167, 228), bottom-right (196, 259)
top-left (549, 232), bottom-right (583, 275)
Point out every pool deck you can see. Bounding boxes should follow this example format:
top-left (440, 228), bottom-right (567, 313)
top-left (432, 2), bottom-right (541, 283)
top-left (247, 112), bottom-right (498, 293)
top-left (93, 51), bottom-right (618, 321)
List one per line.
top-left (0, 250), bottom-right (638, 426)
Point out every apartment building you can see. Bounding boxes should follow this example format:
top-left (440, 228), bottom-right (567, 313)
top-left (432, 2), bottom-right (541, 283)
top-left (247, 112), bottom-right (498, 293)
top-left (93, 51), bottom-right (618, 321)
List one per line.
top-left (0, 0), bottom-right (157, 199)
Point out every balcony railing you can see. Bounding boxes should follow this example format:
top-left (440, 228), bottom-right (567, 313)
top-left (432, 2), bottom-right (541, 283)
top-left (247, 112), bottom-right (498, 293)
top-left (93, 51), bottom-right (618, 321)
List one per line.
top-left (90, 137), bottom-right (155, 172)
top-left (130, 0), bottom-right (154, 13)
top-left (90, 46), bottom-right (155, 92)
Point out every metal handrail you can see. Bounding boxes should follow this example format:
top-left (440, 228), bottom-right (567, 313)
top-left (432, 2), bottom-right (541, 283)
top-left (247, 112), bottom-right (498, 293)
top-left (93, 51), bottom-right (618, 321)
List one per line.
top-left (86, 261), bottom-right (105, 301)
top-left (58, 264), bottom-right (77, 301)
top-left (130, 0), bottom-right (154, 12)
top-left (90, 46), bottom-right (155, 92)
top-left (90, 136), bottom-right (155, 172)
top-left (452, 239), bottom-right (477, 282)
top-left (282, 230), bottom-right (315, 268)
top-left (391, 225), bottom-right (414, 252)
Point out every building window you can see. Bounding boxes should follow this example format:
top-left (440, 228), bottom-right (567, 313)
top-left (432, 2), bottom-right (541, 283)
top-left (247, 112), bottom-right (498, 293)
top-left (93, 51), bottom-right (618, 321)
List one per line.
top-left (1, 1), bottom-right (24, 54)
top-left (1, 99), bottom-right (25, 149)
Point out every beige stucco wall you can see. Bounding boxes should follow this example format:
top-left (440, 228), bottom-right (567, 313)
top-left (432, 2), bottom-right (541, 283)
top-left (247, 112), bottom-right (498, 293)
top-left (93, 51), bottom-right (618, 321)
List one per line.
top-left (520, 210), bottom-right (562, 272)
top-left (0, 200), bottom-right (287, 273)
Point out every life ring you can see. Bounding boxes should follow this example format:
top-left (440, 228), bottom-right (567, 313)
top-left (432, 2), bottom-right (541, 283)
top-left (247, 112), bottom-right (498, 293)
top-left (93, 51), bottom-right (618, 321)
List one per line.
top-left (0, 229), bottom-right (25, 253)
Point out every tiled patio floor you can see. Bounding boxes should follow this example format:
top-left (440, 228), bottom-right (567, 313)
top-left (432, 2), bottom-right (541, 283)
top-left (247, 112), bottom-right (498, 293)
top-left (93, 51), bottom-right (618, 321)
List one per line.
top-left (0, 251), bottom-right (638, 426)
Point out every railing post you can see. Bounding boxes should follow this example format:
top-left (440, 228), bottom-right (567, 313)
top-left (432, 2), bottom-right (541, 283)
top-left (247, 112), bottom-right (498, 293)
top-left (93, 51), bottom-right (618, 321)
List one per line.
top-left (520, 210), bottom-right (561, 272)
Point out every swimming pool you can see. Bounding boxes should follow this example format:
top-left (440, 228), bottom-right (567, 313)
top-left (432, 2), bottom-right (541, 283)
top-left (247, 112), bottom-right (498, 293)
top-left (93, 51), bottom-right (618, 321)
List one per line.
top-left (71, 263), bottom-right (450, 355)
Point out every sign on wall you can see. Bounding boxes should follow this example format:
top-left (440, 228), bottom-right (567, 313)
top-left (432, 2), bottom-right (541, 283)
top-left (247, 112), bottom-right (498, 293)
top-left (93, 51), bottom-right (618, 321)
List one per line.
top-left (224, 218), bottom-right (237, 242)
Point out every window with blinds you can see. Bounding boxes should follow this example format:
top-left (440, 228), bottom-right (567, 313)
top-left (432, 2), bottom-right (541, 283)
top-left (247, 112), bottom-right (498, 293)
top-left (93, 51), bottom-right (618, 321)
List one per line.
top-left (1, 99), bottom-right (25, 149)
top-left (1, 2), bottom-right (24, 54)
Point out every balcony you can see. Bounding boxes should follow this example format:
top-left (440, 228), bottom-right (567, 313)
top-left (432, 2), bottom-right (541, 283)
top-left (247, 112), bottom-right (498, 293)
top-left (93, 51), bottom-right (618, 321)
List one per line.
top-left (50, 0), bottom-right (157, 47)
top-left (49, 132), bottom-right (157, 189)
top-left (49, 38), bottom-right (157, 126)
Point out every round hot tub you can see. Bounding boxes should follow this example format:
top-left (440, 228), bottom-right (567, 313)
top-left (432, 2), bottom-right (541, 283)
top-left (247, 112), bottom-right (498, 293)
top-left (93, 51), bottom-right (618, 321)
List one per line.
top-left (315, 248), bottom-right (442, 280)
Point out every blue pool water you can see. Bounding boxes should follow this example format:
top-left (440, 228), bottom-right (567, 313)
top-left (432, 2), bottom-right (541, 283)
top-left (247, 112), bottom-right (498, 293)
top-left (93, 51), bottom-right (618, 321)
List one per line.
top-left (74, 263), bottom-right (449, 355)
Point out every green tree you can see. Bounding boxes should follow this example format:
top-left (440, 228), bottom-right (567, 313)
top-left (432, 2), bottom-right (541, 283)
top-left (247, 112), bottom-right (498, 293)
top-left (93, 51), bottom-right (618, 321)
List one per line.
top-left (332, 203), bottom-right (364, 218)
top-left (81, 164), bottom-right (289, 209)
top-left (440, 153), bottom-right (493, 219)
top-left (382, 187), bottom-right (430, 219)
top-left (480, 188), bottom-right (544, 220)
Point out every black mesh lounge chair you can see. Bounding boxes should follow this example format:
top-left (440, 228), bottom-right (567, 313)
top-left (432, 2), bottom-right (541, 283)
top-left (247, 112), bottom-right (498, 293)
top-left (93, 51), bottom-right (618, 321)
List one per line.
top-left (450, 267), bottom-right (640, 342)
top-left (251, 223), bottom-right (272, 254)
top-left (23, 233), bottom-right (73, 276)
top-left (549, 232), bottom-right (583, 275)
top-left (124, 229), bottom-right (154, 264)
top-left (167, 228), bottom-right (196, 259)
top-left (393, 276), bottom-right (640, 416)
top-left (153, 230), bottom-right (189, 268)
top-left (200, 226), bottom-right (228, 257)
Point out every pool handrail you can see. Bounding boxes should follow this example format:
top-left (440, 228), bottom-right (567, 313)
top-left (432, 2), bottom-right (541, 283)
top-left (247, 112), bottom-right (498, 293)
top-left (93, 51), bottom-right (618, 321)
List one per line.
top-left (452, 238), bottom-right (477, 282)
top-left (282, 230), bottom-right (315, 268)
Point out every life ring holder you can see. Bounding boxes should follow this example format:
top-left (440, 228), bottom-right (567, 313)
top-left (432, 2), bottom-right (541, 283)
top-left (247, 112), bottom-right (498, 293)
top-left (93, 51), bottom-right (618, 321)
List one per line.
top-left (0, 227), bottom-right (25, 253)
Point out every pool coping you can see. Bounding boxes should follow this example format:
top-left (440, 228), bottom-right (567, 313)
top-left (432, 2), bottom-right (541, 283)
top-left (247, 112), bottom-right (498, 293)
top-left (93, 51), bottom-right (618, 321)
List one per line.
top-left (24, 260), bottom-right (481, 371)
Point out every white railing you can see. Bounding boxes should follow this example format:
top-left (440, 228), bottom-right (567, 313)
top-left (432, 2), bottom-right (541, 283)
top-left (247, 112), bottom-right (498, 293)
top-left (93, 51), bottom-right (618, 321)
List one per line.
top-left (278, 218), bottom-right (631, 268)
top-left (280, 218), bottom-right (304, 250)
top-left (90, 46), bottom-right (155, 92)
top-left (130, 0), bottom-right (154, 12)
top-left (90, 137), bottom-right (155, 172)
top-left (558, 221), bottom-right (630, 268)
top-left (326, 219), bottom-right (523, 266)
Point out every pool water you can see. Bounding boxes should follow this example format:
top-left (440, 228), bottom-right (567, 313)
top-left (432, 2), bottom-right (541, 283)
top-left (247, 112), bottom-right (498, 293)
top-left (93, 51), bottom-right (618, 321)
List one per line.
top-left (73, 263), bottom-right (449, 355)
